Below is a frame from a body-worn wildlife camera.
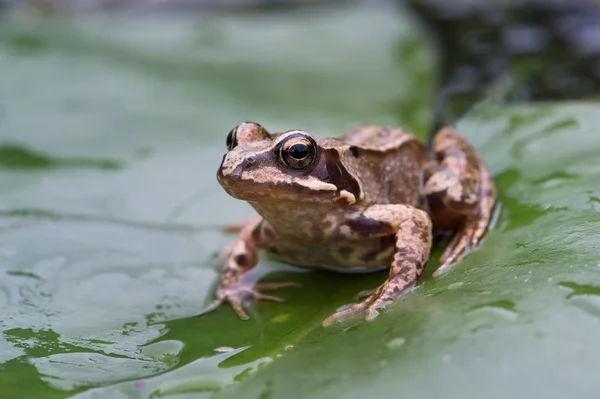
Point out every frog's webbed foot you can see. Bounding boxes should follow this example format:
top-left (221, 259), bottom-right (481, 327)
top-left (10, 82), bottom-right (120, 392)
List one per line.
top-left (200, 281), bottom-right (301, 320)
top-left (424, 127), bottom-right (496, 277)
top-left (323, 281), bottom-right (416, 326)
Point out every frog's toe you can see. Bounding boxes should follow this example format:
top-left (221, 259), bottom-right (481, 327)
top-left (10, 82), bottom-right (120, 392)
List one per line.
top-left (197, 297), bottom-right (250, 320)
top-left (230, 298), bottom-right (250, 320)
top-left (365, 299), bottom-right (393, 321)
top-left (322, 301), bottom-right (370, 326)
top-left (255, 281), bottom-right (302, 290)
top-left (250, 281), bottom-right (301, 303)
top-left (433, 220), bottom-right (475, 277)
top-left (197, 299), bottom-right (223, 316)
top-left (439, 228), bottom-right (462, 265)
top-left (323, 288), bottom-right (395, 326)
top-left (199, 280), bottom-right (299, 321)
top-left (354, 288), bottom-right (378, 301)
top-left (251, 291), bottom-right (285, 302)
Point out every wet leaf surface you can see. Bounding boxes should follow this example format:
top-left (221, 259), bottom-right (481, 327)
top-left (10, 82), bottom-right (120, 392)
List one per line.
top-left (1, 4), bottom-right (600, 399)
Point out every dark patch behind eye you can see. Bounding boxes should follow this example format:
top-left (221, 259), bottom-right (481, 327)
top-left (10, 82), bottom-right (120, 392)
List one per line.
top-left (322, 148), bottom-right (361, 199)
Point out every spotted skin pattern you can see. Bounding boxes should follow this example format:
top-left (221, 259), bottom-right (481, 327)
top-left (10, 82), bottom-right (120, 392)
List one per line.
top-left (206, 122), bottom-right (496, 325)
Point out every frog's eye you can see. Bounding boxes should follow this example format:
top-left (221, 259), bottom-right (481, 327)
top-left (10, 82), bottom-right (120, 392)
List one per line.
top-left (278, 133), bottom-right (318, 170)
top-left (226, 127), bottom-right (238, 151)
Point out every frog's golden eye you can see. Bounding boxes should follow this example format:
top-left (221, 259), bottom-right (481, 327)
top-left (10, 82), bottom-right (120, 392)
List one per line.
top-left (278, 133), bottom-right (318, 170)
top-left (226, 127), bottom-right (238, 151)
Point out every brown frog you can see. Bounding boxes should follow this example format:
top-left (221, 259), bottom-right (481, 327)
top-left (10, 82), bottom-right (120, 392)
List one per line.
top-left (204, 122), bottom-right (495, 326)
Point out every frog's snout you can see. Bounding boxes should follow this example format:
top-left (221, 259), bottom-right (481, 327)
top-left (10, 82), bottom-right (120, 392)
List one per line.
top-left (217, 167), bottom-right (239, 187)
top-left (217, 152), bottom-right (245, 187)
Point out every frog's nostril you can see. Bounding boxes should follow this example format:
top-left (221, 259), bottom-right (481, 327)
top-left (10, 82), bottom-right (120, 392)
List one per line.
top-left (227, 174), bottom-right (239, 185)
top-left (226, 163), bottom-right (244, 185)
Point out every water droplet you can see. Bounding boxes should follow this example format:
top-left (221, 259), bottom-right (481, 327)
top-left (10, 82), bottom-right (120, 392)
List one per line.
top-left (214, 346), bottom-right (236, 353)
top-left (467, 305), bottom-right (518, 321)
top-left (468, 300), bottom-right (516, 314)
top-left (271, 313), bottom-right (291, 323)
top-left (464, 301), bottom-right (518, 333)
top-left (386, 337), bottom-right (406, 349)
top-left (342, 325), bottom-right (359, 333)
top-left (284, 345), bottom-right (294, 351)
top-left (141, 340), bottom-right (184, 362)
top-left (448, 282), bottom-right (464, 290)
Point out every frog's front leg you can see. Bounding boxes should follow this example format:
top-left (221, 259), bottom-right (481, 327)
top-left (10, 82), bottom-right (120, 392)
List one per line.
top-left (323, 205), bottom-right (432, 326)
top-left (200, 217), bottom-right (299, 320)
top-left (423, 127), bottom-right (496, 277)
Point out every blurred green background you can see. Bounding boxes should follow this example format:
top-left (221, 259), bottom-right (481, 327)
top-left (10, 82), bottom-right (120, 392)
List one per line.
top-left (1, 1), bottom-right (600, 398)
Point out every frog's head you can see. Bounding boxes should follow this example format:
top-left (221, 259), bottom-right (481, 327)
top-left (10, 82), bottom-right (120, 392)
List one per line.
top-left (217, 122), bottom-right (362, 206)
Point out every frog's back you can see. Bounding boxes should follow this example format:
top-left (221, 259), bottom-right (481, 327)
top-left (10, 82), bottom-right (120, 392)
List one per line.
top-left (338, 125), bottom-right (428, 206)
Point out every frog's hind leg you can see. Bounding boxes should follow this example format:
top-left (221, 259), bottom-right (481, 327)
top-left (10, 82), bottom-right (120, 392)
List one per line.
top-left (437, 164), bottom-right (495, 267)
top-left (423, 127), bottom-right (496, 277)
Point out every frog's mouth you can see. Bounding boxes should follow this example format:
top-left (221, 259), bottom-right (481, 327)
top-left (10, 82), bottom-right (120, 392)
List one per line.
top-left (221, 180), bottom-right (334, 201)
top-left (220, 179), bottom-right (356, 207)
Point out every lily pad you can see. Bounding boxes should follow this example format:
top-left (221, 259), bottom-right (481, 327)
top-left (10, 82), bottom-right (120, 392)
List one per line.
top-left (1, 3), bottom-right (599, 399)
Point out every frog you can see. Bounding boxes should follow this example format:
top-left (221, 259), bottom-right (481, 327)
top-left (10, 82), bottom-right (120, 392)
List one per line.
top-left (203, 122), bottom-right (495, 326)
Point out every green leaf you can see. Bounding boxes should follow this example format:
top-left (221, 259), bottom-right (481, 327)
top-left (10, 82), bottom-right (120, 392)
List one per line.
top-left (1, 3), bottom-right (599, 399)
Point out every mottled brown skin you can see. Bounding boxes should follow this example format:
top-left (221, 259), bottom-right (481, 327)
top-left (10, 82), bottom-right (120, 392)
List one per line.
top-left (203, 122), bottom-right (495, 326)
top-left (422, 128), bottom-right (496, 276)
